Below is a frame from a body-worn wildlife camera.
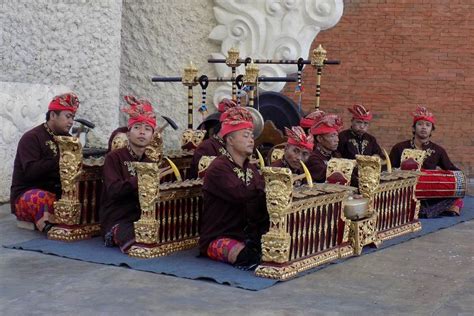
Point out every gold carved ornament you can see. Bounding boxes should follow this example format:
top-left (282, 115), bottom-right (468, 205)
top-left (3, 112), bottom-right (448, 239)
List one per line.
top-left (355, 155), bottom-right (381, 199)
top-left (198, 156), bottom-right (216, 175)
top-left (326, 158), bottom-right (356, 186)
top-left (52, 136), bottom-right (83, 226)
top-left (111, 133), bottom-right (128, 151)
top-left (145, 131), bottom-right (163, 163)
top-left (131, 162), bottom-right (160, 245)
top-left (401, 149), bottom-right (426, 171)
top-left (260, 167), bottom-right (293, 263)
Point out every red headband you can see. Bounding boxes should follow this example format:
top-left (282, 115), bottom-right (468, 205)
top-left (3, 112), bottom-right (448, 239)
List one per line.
top-left (219, 107), bottom-right (254, 138)
top-left (122, 95), bottom-right (157, 129)
top-left (413, 105), bottom-right (435, 125)
top-left (285, 126), bottom-right (314, 151)
top-left (348, 104), bottom-right (372, 122)
top-left (48, 93), bottom-right (80, 113)
top-left (310, 113), bottom-right (343, 135)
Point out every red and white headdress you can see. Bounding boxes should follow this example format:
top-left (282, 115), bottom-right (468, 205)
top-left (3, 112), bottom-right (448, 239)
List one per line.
top-left (219, 107), bottom-right (254, 138)
top-left (285, 126), bottom-right (314, 151)
top-left (48, 93), bottom-right (80, 113)
top-left (300, 109), bottom-right (325, 129)
top-left (348, 104), bottom-right (373, 122)
top-left (413, 105), bottom-right (435, 125)
top-left (310, 113), bottom-right (343, 135)
top-left (121, 95), bottom-right (157, 129)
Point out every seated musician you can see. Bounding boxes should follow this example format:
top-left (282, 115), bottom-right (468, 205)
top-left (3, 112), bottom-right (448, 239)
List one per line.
top-left (189, 98), bottom-right (237, 178)
top-left (200, 107), bottom-right (269, 269)
top-left (338, 104), bottom-right (383, 159)
top-left (389, 106), bottom-right (464, 217)
top-left (306, 111), bottom-right (343, 183)
top-left (100, 96), bottom-right (157, 253)
top-left (10, 93), bottom-right (80, 232)
top-left (271, 126), bottom-right (314, 178)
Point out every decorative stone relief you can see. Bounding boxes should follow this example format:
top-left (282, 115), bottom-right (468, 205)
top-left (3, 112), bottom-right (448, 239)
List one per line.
top-left (208, 0), bottom-right (344, 105)
top-left (0, 82), bottom-right (71, 202)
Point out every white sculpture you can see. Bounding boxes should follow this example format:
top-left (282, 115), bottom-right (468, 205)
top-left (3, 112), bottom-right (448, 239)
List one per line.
top-left (208, 0), bottom-right (344, 105)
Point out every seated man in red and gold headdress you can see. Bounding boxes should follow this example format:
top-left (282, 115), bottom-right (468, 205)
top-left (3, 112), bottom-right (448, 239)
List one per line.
top-left (306, 111), bottom-right (343, 183)
top-left (200, 107), bottom-right (269, 269)
top-left (10, 93), bottom-right (80, 233)
top-left (271, 126), bottom-right (314, 178)
top-left (390, 106), bottom-right (464, 217)
top-left (338, 104), bottom-right (383, 159)
top-left (189, 98), bottom-right (237, 179)
top-left (100, 96), bottom-right (157, 253)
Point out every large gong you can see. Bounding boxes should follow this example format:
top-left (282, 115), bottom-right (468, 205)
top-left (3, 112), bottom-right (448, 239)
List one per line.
top-left (254, 91), bottom-right (302, 132)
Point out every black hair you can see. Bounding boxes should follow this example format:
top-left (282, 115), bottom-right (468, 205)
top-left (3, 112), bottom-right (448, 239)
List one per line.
top-left (45, 110), bottom-right (61, 121)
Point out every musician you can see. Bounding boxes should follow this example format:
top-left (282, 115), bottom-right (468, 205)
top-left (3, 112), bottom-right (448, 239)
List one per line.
top-left (200, 107), bottom-right (269, 269)
top-left (100, 96), bottom-right (156, 253)
top-left (306, 111), bottom-right (343, 183)
top-left (271, 126), bottom-right (314, 176)
top-left (338, 104), bottom-right (383, 159)
top-left (390, 106), bottom-right (463, 217)
top-left (10, 93), bottom-right (80, 232)
top-left (189, 98), bottom-right (237, 179)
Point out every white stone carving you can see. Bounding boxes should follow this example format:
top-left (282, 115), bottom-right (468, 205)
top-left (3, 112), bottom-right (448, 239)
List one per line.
top-left (209, 0), bottom-right (344, 105)
top-left (0, 82), bottom-right (71, 202)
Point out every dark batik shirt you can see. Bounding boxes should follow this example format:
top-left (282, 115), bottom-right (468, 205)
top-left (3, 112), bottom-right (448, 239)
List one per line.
top-left (189, 135), bottom-right (227, 179)
top-left (199, 154), bottom-right (269, 254)
top-left (271, 158), bottom-right (305, 186)
top-left (10, 123), bottom-right (66, 213)
top-left (99, 146), bottom-right (152, 235)
top-left (306, 145), bottom-right (341, 183)
top-left (389, 139), bottom-right (458, 170)
top-left (338, 129), bottom-right (384, 160)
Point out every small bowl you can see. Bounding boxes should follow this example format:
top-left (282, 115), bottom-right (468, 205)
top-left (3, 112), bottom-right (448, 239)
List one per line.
top-left (344, 197), bottom-right (370, 220)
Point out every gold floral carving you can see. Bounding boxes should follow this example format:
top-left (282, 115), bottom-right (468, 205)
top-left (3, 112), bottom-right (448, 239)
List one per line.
top-left (270, 148), bottom-right (285, 164)
top-left (145, 131), bottom-right (163, 163)
top-left (111, 133), bottom-right (128, 151)
top-left (326, 158), bottom-right (356, 185)
top-left (311, 44), bottom-right (327, 67)
top-left (128, 238), bottom-right (198, 259)
top-left (349, 213), bottom-right (380, 255)
top-left (182, 62), bottom-right (198, 87)
top-left (132, 162), bottom-right (160, 245)
top-left (48, 224), bottom-right (100, 241)
top-left (401, 149), bottom-right (426, 171)
top-left (181, 129), bottom-right (207, 148)
top-left (243, 61), bottom-right (259, 86)
top-left (356, 155), bottom-right (381, 199)
top-left (53, 136), bottom-right (83, 226)
top-left (260, 167), bottom-right (293, 263)
top-left (225, 47), bottom-right (240, 67)
top-left (198, 156), bottom-right (216, 174)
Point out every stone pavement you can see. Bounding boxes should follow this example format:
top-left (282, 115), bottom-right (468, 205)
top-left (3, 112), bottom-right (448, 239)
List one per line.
top-left (0, 203), bottom-right (473, 315)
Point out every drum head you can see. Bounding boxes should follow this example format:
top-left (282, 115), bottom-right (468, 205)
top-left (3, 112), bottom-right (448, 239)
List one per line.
top-left (254, 92), bottom-right (302, 132)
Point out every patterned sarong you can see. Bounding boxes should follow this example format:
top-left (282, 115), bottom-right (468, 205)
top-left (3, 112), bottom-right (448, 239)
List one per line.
top-left (15, 189), bottom-right (56, 231)
top-left (207, 238), bottom-right (245, 264)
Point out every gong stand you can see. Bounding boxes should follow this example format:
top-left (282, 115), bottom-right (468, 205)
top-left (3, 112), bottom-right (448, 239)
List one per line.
top-left (208, 44), bottom-right (340, 110)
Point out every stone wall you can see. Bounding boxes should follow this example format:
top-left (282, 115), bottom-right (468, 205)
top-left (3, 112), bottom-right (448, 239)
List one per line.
top-left (0, 0), bottom-right (123, 201)
top-left (120, 0), bottom-right (220, 150)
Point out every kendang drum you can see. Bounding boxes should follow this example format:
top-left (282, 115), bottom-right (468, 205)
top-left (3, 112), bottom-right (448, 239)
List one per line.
top-left (415, 169), bottom-right (466, 199)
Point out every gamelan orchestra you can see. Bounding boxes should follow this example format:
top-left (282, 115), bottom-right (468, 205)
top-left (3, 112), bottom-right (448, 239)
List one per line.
top-left (10, 46), bottom-right (467, 280)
